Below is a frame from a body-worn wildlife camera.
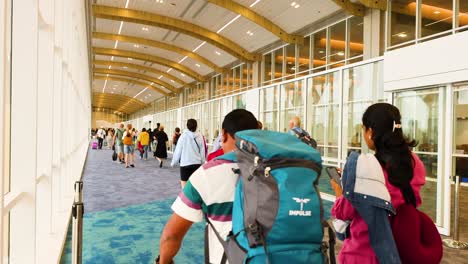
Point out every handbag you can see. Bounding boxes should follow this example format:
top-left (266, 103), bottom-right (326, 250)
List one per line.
top-left (112, 150), bottom-right (118, 161)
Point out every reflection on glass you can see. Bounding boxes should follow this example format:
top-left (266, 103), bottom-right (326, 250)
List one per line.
top-left (312, 29), bottom-right (327, 72)
top-left (273, 48), bottom-right (284, 82)
top-left (390, 0), bottom-right (416, 46)
top-left (263, 53), bottom-right (272, 84)
top-left (454, 89), bottom-right (468, 149)
top-left (260, 86), bottom-right (279, 131)
top-left (395, 89), bottom-right (439, 153)
top-left (329, 20), bottom-right (346, 65)
top-left (307, 72), bottom-right (340, 159)
top-left (280, 81), bottom-right (303, 132)
top-left (233, 94), bottom-right (246, 109)
top-left (285, 44), bottom-right (296, 79)
top-left (459, 1), bottom-right (468, 29)
top-left (421, 0), bottom-right (453, 37)
top-left (349, 16), bottom-right (364, 58)
top-left (298, 36), bottom-right (310, 73)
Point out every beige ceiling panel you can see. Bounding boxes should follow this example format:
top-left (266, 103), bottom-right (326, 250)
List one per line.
top-left (120, 20), bottom-right (170, 40)
top-left (180, 57), bottom-right (214, 76)
top-left (191, 3), bottom-right (237, 32)
top-left (93, 5), bottom-right (259, 61)
top-left (206, 0), bottom-right (304, 44)
top-left (128, 0), bottom-right (195, 19)
top-left (219, 16), bottom-right (279, 52)
top-left (95, 18), bottom-right (120, 34)
top-left (93, 47), bottom-right (207, 82)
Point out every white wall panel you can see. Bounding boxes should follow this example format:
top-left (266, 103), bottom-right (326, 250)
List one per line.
top-left (384, 31), bottom-right (468, 91)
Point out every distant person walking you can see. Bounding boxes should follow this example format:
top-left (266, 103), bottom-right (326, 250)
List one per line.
top-left (123, 124), bottom-right (135, 168)
top-left (154, 125), bottom-right (169, 168)
top-left (138, 128), bottom-right (150, 160)
top-left (289, 116), bottom-right (317, 148)
top-left (96, 127), bottom-right (105, 149)
top-left (106, 129), bottom-right (114, 149)
top-left (172, 127), bottom-right (181, 150)
top-left (114, 124), bottom-right (125, 163)
top-left (171, 119), bottom-right (206, 188)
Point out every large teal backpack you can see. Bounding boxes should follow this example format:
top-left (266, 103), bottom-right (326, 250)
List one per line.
top-left (207, 130), bottom-right (335, 264)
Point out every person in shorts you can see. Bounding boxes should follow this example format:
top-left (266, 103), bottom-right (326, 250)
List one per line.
top-left (114, 123), bottom-right (125, 163)
top-left (122, 124), bottom-right (135, 168)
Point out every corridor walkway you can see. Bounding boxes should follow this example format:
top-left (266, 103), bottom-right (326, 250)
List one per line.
top-left (62, 148), bottom-right (205, 263)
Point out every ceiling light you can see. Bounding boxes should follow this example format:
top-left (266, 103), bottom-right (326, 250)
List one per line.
top-left (125, 0), bottom-right (130, 8)
top-left (178, 56), bottom-right (188, 63)
top-left (434, 11), bottom-right (440, 14)
top-left (113, 87), bottom-right (116, 90)
top-left (246, 30), bottom-right (254, 36)
top-left (215, 51), bottom-right (221, 55)
top-left (337, 52), bottom-right (345, 56)
top-left (134, 44), bottom-right (140, 48)
top-left (170, 80), bottom-right (175, 83)
top-left (158, 75), bottom-right (163, 79)
top-left (167, 68), bottom-right (172, 73)
top-left (114, 40), bottom-right (119, 49)
top-left (217, 15), bottom-right (241, 33)
top-left (291, 2), bottom-right (296, 7)
top-left (150, 82), bottom-right (154, 85)
top-left (123, 66), bottom-right (128, 69)
top-left (397, 32), bottom-right (408, 38)
top-left (142, 27), bottom-right (149, 31)
top-left (149, 94), bottom-right (152, 96)
top-left (295, 4), bottom-right (300, 8)
top-left (195, 64), bottom-right (201, 67)
top-left (319, 50), bottom-right (324, 54)
top-left (181, 73), bottom-right (185, 77)
top-left (128, 57), bottom-right (133, 60)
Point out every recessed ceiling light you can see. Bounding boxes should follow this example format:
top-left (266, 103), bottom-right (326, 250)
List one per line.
top-left (113, 87), bottom-right (116, 90)
top-left (434, 11), bottom-right (440, 14)
top-left (337, 52), bottom-right (345, 56)
top-left (142, 27), bottom-right (149, 31)
top-left (291, 2), bottom-right (296, 7)
top-left (123, 66), bottom-right (128, 69)
top-left (128, 57), bottom-right (133, 60)
top-left (319, 50), bottom-right (324, 54)
top-left (397, 32), bottom-right (408, 38)
top-left (181, 73), bottom-right (185, 77)
top-left (246, 30), bottom-right (254, 36)
top-left (295, 4), bottom-right (300, 8)
top-left (215, 51), bottom-right (221, 55)
top-left (170, 80), bottom-right (175, 83)
top-left (134, 44), bottom-right (140, 48)
top-left (195, 64), bottom-right (201, 67)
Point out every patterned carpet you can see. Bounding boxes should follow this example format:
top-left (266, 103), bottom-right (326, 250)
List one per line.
top-left (60, 148), bottom-right (333, 264)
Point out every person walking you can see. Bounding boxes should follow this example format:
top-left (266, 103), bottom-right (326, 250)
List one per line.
top-left (138, 128), bottom-right (150, 160)
top-left (154, 125), bottom-right (169, 168)
top-left (122, 124), bottom-right (135, 168)
top-left (289, 116), bottom-right (317, 148)
top-left (331, 103), bottom-right (427, 264)
top-left (172, 127), bottom-right (181, 151)
top-left (171, 119), bottom-right (205, 188)
top-left (106, 129), bottom-right (114, 150)
top-left (114, 124), bottom-right (125, 163)
top-left (96, 127), bottom-right (105, 149)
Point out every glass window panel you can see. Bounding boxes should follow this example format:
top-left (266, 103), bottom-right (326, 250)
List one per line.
top-left (298, 36), bottom-right (310, 74)
top-left (348, 16), bottom-right (364, 58)
top-left (329, 20), bottom-right (346, 65)
top-left (395, 89), bottom-right (440, 153)
top-left (421, 0), bottom-right (453, 38)
top-left (263, 53), bottom-right (272, 84)
top-left (260, 86), bottom-right (279, 131)
top-left (280, 81), bottom-right (303, 133)
top-left (233, 66), bottom-right (241, 92)
top-left (272, 48), bottom-right (284, 82)
top-left (454, 88), bottom-right (468, 150)
top-left (307, 71), bottom-right (341, 159)
top-left (312, 29), bottom-right (327, 71)
top-left (285, 44), bottom-right (296, 79)
top-left (416, 153), bottom-right (438, 221)
top-left (459, 0), bottom-right (468, 28)
top-left (233, 94), bottom-right (246, 109)
top-left (390, 0), bottom-right (416, 46)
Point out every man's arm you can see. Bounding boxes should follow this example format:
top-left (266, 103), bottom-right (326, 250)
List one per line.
top-left (159, 213), bottom-right (193, 264)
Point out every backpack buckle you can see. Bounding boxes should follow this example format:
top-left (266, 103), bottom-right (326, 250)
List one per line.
top-left (248, 223), bottom-right (264, 247)
top-left (264, 167), bottom-right (271, 177)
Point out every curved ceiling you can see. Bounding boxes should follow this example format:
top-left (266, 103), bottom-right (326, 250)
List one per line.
top-left (91, 0), bottom-right (350, 114)
top-left (93, 92), bottom-right (149, 114)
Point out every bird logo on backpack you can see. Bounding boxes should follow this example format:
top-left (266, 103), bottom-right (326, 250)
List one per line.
top-left (290, 198), bottom-right (312, 217)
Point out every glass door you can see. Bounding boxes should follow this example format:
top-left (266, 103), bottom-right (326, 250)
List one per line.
top-left (452, 84), bottom-right (468, 240)
top-left (394, 87), bottom-right (450, 234)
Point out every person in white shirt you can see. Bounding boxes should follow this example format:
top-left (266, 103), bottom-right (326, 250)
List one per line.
top-left (96, 127), bottom-right (105, 150)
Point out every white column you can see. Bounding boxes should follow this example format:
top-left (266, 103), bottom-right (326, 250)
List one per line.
top-left (9, 0), bottom-right (39, 263)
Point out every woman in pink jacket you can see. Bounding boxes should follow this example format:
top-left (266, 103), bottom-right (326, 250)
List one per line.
top-left (331, 103), bottom-right (426, 264)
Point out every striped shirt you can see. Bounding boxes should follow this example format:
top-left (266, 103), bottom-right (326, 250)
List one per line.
top-left (171, 156), bottom-right (239, 264)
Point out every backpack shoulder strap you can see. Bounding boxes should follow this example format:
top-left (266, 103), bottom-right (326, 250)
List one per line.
top-left (204, 215), bottom-right (228, 264)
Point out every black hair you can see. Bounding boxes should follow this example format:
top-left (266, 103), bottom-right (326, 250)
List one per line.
top-left (175, 127), bottom-right (180, 133)
top-left (187, 119), bottom-right (197, 132)
top-left (362, 103), bottom-right (418, 206)
top-left (222, 109), bottom-right (258, 138)
top-left (142, 128), bottom-right (146, 132)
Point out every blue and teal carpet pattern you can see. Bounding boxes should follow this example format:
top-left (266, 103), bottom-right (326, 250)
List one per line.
top-left (61, 148), bottom-right (333, 264)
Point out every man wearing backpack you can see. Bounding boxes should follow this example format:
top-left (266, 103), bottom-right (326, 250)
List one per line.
top-left (289, 116), bottom-right (317, 149)
top-left (158, 109), bottom-right (259, 264)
